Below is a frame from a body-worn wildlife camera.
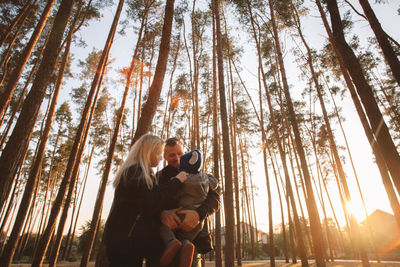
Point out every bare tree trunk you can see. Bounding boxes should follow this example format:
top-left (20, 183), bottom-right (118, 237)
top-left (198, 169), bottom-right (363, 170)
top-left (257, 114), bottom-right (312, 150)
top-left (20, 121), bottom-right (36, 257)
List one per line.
top-left (31, 3), bottom-right (121, 266)
top-left (132, 0), bottom-right (175, 143)
top-left (321, 176), bottom-right (346, 255)
top-left (64, 139), bottom-right (95, 260)
top-left (213, 1), bottom-right (235, 266)
top-left (268, 0), bottom-right (327, 265)
top-left (256, 66), bottom-right (275, 267)
top-left (316, 0), bottom-right (400, 232)
top-left (0, 177), bottom-right (19, 240)
top-left (325, 0), bottom-right (400, 197)
top-left (286, 136), bottom-right (313, 254)
top-left (0, 0), bottom-right (33, 47)
top-left (80, 3), bottom-right (154, 265)
top-left (191, 0), bottom-right (201, 149)
top-left (357, 0), bottom-right (400, 86)
top-left (0, 14), bottom-right (27, 88)
top-left (0, 0), bottom-right (55, 120)
top-left (266, 141), bottom-right (289, 263)
top-left (0, 45), bottom-right (41, 149)
top-left (239, 138), bottom-right (256, 260)
top-left (294, 5), bottom-right (370, 264)
top-left (49, 56), bottom-right (105, 266)
top-left (227, 56), bottom-right (242, 266)
top-left (0, 21), bottom-right (72, 266)
top-left (0, 0), bottom-right (74, 209)
top-left (211, 14), bottom-right (222, 267)
top-left (161, 34), bottom-right (181, 140)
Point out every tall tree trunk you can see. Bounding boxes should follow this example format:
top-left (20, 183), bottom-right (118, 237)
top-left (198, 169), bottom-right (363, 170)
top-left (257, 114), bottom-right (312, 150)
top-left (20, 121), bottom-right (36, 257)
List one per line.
top-left (357, 0), bottom-right (400, 86)
top-left (0, 0), bottom-right (55, 120)
top-left (0, 18), bottom-right (72, 266)
top-left (268, 0), bottom-right (326, 265)
top-left (256, 66), bottom-right (275, 267)
top-left (0, 0), bottom-right (74, 209)
top-left (161, 34), bottom-right (181, 140)
top-left (132, 0), bottom-right (175, 143)
top-left (274, 75), bottom-right (312, 263)
top-left (316, 0), bottom-right (400, 232)
top-left (0, 37), bottom-right (44, 149)
top-left (0, 177), bottom-right (19, 240)
top-left (0, 0), bottom-right (33, 47)
top-left (247, 1), bottom-right (306, 264)
top-left (227, 56), bottom-right (242, 266)
top-left (266, 140), bottom-right (289, 263)
top-left (0, 14), bottom-right (27, 88)
top-left (239, 138), bottom-right (256, 260)
top-left (31, 3), bottom-right (121, 266)
top-left (60, 178), bottom-right (79, 260)
top-left (211, 13), bottom-right (222, 267)
top-left (64, 139), bottom-right (95, 260)
top-left (213, 0), bottom-right (235, 266)
top-left (48, 52), bottom-right (106, 267)
top-left (190, 0), bottom-right (201, 149)
top-left (79, 3), bottom-right (151, 264)
top-left (325, 0), bottom-right (400, 197)
top-left (309, 129), bottom-right (335, 261)
top-left (293, 5), bottom-right (370, 265)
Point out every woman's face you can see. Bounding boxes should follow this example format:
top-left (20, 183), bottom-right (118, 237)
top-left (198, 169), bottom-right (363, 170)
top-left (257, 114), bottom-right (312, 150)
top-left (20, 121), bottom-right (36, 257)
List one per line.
top-left (150, 145), bottom-right (163, 167)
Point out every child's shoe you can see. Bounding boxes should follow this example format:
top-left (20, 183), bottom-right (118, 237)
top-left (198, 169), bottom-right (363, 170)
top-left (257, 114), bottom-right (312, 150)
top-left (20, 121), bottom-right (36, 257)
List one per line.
top-left (179, 240), bottom-right (194, 267)
top-left (160, 239), bottom-right (182, 266)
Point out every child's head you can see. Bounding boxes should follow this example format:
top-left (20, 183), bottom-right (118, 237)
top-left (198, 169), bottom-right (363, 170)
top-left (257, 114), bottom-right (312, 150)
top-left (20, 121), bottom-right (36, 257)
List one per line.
top-left (178, 149), bottom-right (202, 174)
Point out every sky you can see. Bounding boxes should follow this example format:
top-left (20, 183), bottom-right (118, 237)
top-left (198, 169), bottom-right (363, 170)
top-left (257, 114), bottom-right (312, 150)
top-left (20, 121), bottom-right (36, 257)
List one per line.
top-left (51, 0), bottom-right (400, 235)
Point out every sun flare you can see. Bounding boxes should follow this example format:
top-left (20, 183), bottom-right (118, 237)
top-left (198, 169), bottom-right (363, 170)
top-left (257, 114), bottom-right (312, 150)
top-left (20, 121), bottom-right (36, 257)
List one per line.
top-left (346, 200), bottom-right (367, 223)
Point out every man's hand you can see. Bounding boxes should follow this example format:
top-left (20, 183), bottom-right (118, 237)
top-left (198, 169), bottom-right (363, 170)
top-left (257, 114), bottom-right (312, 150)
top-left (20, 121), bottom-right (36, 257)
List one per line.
top-left (161, 208), bottom-right (182, 229)
top-left (178, 209), bottom-right (199, 231)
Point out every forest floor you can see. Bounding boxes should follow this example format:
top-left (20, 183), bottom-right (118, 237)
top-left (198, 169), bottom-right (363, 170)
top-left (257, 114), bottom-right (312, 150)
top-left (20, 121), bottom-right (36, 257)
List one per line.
top-left (11, 260), bottom-right (400, 267)
top-left (205, 261), bottom-right (400, 267)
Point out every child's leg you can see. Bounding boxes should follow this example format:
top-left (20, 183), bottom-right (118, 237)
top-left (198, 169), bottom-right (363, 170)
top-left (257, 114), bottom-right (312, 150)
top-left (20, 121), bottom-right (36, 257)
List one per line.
top-left (179, 240), bottom-right (195, 267)
top-left (160, 224), bottom-right (178, 245)
top-left (176, 220), bottom-right (204, 242)
top-left (160, 225), bottom-right (182, 266)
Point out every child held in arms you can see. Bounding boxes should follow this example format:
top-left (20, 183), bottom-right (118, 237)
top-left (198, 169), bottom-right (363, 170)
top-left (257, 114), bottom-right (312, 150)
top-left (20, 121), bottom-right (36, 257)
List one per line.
top-left (159, 149), bottom-right (218, 267)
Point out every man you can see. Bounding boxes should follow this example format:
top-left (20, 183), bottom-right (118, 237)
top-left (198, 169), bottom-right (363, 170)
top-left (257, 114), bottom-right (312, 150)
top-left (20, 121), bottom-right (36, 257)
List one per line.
top-left (157, 138), bottom-right (220, 267)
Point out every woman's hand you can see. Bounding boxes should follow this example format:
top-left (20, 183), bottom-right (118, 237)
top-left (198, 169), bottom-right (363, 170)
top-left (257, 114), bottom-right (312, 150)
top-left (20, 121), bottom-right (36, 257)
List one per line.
top-left (175, 171), bottom-right (188, 183)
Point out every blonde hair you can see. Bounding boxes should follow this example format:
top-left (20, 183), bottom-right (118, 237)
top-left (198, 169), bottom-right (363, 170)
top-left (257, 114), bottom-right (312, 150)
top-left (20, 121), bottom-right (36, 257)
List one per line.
top-left (113, 134), bottom-right (164, 189)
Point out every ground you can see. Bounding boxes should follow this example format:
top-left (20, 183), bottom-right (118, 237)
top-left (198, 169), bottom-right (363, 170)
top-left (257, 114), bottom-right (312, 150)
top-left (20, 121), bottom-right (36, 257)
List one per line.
top-left (11, 261), bottom-right (400, 267)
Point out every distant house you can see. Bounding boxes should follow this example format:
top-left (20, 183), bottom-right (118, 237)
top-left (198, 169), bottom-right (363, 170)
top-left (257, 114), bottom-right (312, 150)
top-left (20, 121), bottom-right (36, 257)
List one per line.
top-left (216, 222), bottom-right (268, 247)
top-left (360, 209), bottom-right (400, 259)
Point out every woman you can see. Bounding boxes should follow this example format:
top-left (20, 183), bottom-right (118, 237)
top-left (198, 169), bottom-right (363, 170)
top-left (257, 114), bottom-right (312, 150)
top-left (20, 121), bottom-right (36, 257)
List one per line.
top-left (103, 134), bottom-right (187, 266)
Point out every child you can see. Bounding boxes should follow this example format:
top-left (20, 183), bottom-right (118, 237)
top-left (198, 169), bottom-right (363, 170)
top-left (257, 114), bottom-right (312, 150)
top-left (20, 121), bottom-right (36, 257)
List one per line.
top-left (159, 149), bottom-right (218, 267)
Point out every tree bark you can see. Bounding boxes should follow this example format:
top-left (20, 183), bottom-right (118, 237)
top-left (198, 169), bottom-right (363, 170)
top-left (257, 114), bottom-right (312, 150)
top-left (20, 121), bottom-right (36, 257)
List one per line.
top-left (0, 18), bottom-right (72, 266)
top-left (132, 0), bottom-right (175, 143)
top-left (0, 0), bottom-right (33, 47)
top-left (358, 0), bottom-right (400, 87)
top-left (212, 12), bottom-right (223, 267)
top-left (0, 0), bottom-right (74, 209)
top-left (213, 0), bottom-right (235, 266)
top-left (316, 0), bottom-right (400, 233)
top-left (31, 1), bottom-right (122, 265)
top-left (268, 0), bottom-right (327, 265)
top-left (0, 0), bottom-right (55, 120)
top-left (325, 0), bottom-right (400, 198)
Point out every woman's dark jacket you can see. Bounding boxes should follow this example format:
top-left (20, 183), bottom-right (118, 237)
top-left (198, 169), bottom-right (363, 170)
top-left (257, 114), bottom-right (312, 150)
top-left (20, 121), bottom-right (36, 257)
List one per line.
top-left (104, 164), bottom-right (183, 258)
